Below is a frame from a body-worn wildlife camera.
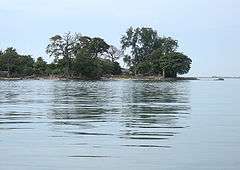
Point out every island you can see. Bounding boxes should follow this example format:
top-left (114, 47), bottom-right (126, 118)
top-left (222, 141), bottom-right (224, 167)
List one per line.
top-left (0, 27), bottom-right (193, 81)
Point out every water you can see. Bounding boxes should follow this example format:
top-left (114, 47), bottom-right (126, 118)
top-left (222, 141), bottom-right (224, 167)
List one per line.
top-left (0, 79), bottom-right (240, 170)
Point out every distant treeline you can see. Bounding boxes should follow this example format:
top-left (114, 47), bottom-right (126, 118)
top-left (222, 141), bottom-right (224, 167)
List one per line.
top-left (0, 27), bottom-right (192, 79)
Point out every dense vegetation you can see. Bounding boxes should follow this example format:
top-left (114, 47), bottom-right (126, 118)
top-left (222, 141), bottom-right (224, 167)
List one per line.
top-left (0, 27), bottom-right (192, 79)
top-left (121, 27), bottom-right (192, 78)
top-left (0, 34), bottom-right (122, 79)
top-left (0, 48), bottom-right (34, 77)
top-left (46, 32), bottom-right (122, 79)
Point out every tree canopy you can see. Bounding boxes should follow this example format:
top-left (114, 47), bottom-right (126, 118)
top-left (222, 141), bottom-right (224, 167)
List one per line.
top-left (46, 32), bottom-right (122, 79)
top-left (33, 57), bottom-right (47, 76)
top-left (121, 27), bottom-right (191, 77)
top-left (0, 48), bottom-right (34, 77)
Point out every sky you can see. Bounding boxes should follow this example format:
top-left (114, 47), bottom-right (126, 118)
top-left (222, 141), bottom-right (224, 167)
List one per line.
top-left (0, 0), bottom-right (239, 77)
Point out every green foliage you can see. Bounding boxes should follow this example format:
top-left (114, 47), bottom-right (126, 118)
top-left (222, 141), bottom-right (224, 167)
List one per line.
top-left (0, 47), bottom-right (34, 77)
top-left (100, 59), bottom-right (114, 75)
top-left (46, 33), bottom-right (122, 79)
top-left (46, 32), bottom-right (81, 76)
top-left (123, 55), bottom-right (132, 67)
top-left (33, 57), bottom-right (47, 76)
top-left (0, 28), bottom-right (191, 79)
top-left (89, 37), bottom-right (110, 57)
top-left (121, 27), bottom-right (163, 64)
top-left (121, 27), bottom-right (191, 77)
top-left (100, 59), bottom-right (122, 75)
top-left (72, 50), bottom-right (122, 79)
top-left (17, 55), bottom-right (34, 76)
top-left (159, 52), bottom-right (192, 77)
top-left (45, 63), bottom-right (57, 75)
top-left (135, 61), bottom-right (153, 75)
top-left (73, 50), bottom-right (102, 79)
top-left (112, 62), bottom-right (122, 75)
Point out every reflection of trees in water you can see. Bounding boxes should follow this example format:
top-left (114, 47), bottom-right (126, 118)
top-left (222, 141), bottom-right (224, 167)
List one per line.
top-left (49, 81), bottom-right (113, 130)
top-left (120, 81), bottom-right (190, 125)
top-left (0, 81), bottom-right (52, 130)
top-left (118, 81), bottom-right (191, 146)
top-left (0, 81), bottom-right (20, 105)
top-left (49, 80), bottom-right (191, 147)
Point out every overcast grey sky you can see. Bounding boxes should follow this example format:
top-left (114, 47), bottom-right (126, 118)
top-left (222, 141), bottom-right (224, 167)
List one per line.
top-left (0, 0), bottom-right (239, 76)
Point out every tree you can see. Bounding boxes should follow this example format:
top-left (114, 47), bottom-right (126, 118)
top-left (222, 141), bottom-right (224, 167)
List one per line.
top-left (157, 51), bottom-right (192, 78)
top-left (46, 32), bottom-right (81, 77)
top-left (121, 27), bottom-right (160, 64)
top-left (123, 55), bottom-right (132, 67)
top-left (0, 47), bottom-right (34, 77)
top-left (105, 45), bottom-right (123, 62)
top-left (17, 55), bottom-right (34, 76)
top-left (99, 59), bottom-right (122, 75)
top-left (88, 37), bottom-right (110, 58)
top-left (161, 37), bottom-right (178, 54)
top-left (0, 48), bottom-right (18, 76)
top-left (73, 36), bottom-right (123, 78)
top-left (121, 26), bottom-right (190, 77)
top-left (73, 49), bottom-right (103, 79)
top-left (72, 47), bottom-right (122, 78)
top-left (34, 57), bottom-right (47, 76)
top-left (135, 61), bottom-right (153, 75)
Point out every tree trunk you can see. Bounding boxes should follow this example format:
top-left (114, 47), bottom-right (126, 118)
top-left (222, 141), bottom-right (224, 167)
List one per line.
top-left (162, 68), bottom-right (166, 78)
top-left (174, 72), bottom-right (177, 78)
top-left (64, 54), bottom-right (71, 78)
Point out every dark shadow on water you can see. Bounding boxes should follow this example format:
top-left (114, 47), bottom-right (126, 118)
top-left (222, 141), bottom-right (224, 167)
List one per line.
top-left (122, 144), bottom-right (171, 148)
top-left (68, 155), bottom-right (111, 158)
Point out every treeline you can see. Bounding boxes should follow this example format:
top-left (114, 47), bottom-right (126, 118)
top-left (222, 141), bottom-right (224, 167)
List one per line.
top-left (0, 34), bottom-right (122, 79)
top-left (0, 48), bottom-right (57, 77)
top-left (0, 27), bottom-right (192, 79)
top-left (0, 47), bottom-right (36, 77)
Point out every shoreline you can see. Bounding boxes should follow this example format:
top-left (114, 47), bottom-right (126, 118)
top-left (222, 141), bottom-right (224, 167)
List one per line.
top-left (0, 75), bottom-right (199, 81)
top-left (101, 75), bottom-right (199, 81)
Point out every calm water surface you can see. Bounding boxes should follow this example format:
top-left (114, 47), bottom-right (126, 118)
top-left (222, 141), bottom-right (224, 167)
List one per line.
top-left (0, 79), bottom-right (240, 170)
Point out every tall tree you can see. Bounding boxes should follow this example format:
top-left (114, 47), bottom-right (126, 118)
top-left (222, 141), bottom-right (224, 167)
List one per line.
top-left (106, 45), bottom-right (123, 62)
top-left (121, 27), bottom-right (160, 64)
top-left (88, 37), bottom-right (110, 58)
top-left (121, 27), bottom-right (191, 77)
top-left (161, 37), bottom-right (178, 54)
top-left (74, 36), bottom-right (110, 58)
top-left (46, 32), bottom-right (80, 77)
